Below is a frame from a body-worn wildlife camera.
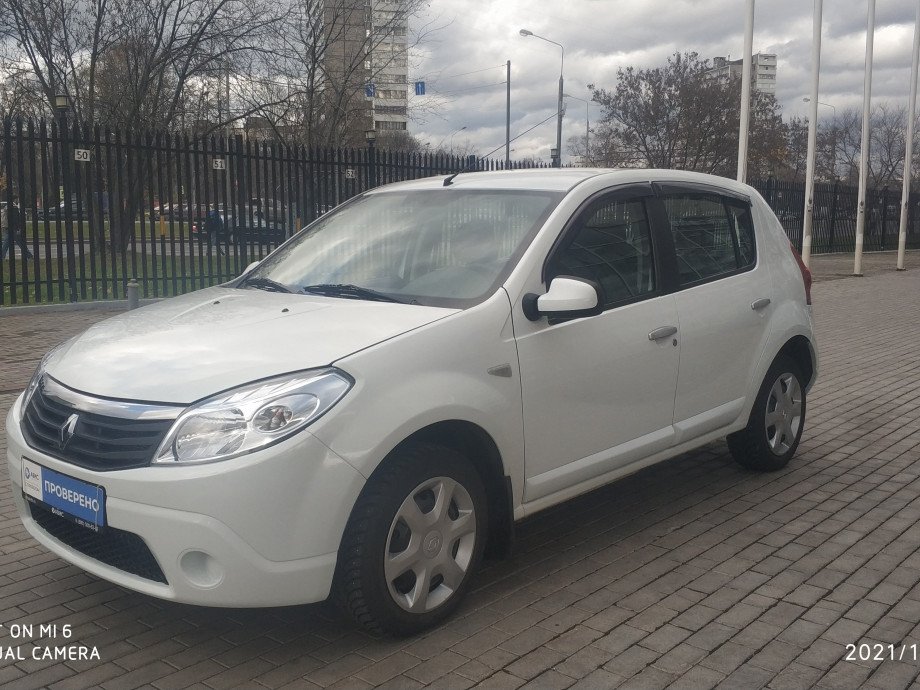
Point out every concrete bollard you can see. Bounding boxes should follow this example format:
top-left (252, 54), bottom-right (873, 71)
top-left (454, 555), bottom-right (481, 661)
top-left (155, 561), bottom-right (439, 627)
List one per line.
top-left (127, 279), bottom-right (139, 310)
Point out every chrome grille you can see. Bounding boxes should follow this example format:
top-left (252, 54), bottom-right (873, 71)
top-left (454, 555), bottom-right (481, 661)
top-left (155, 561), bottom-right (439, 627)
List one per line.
top-left (21, 377), bottom-right (179, 471)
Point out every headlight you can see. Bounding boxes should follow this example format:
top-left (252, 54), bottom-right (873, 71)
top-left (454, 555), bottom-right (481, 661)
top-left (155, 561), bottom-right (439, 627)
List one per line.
top-left (20, 341), bottom-right (68, 421)
top-left (153, 368), bottom-right (352, 465)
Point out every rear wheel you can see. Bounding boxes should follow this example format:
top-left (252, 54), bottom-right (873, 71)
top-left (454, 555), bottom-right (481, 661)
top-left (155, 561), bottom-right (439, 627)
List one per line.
top-left (336, 442), bottom-right (487, 636)
top-left (728, 355), bottom-right (807, 472)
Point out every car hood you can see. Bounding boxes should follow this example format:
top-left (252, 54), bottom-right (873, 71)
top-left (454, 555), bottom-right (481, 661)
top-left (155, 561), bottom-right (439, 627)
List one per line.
top-left (45, 286), bottom-right (457, 404)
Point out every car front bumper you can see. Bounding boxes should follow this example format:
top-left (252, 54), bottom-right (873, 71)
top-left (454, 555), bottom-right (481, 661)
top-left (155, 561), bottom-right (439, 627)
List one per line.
top-left (5, 394), bottom-right (366, 607)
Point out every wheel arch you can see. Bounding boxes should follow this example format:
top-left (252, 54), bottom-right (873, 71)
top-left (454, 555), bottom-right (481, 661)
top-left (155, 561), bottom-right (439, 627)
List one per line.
top-left (776, 334), bottom-right (816, 391)
top-left (373, 420), bottom-right (514, 560)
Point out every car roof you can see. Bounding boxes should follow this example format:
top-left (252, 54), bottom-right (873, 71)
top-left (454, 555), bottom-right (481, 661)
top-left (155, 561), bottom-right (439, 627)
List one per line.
top-left (365, 168), bottom-right (755, 197)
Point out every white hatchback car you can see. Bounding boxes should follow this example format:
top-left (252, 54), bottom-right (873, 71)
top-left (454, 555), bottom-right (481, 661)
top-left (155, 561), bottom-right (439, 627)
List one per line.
top-left (6, 169), bottom-right (816, 635)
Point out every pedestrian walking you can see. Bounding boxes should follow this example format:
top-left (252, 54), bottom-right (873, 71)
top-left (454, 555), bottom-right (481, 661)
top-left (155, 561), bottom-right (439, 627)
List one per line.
top-left (1, 196), bottom-right (33, 260)
top-left (204, 207), bottom-right (225, 255)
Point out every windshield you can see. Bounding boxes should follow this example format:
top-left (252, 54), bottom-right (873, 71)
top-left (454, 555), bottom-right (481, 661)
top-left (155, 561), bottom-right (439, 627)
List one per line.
top-left (240, 189), bottom-right (562, 307)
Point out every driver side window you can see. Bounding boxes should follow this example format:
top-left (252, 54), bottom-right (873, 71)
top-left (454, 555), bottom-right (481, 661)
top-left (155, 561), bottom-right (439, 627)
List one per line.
top-left (548, 195), bottom-right (656, 308)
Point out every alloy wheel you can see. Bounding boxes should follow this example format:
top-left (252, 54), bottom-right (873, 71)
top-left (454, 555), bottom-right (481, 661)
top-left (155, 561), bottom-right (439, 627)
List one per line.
top-left (385, 476), bottom-right (476, 613)
top-left (764, 372), bottom-right (803, 456)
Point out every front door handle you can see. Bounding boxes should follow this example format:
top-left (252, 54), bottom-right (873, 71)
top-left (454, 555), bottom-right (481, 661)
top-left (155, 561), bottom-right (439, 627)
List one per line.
top-left (648, 325), bottom-right (678, 341)
top-left (751, 297), bottom-right (772, 311)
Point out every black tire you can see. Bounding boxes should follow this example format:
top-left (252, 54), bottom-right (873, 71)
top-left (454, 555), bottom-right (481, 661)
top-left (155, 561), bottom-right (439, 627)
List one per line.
top-left (728, 355), bottom-right (807, 472)
top-left (335, 442), bottom-right (488, 636)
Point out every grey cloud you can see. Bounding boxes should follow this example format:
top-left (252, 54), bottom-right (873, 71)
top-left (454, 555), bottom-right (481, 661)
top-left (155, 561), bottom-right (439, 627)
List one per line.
top-left (410, 0), bottom-right (918, 161)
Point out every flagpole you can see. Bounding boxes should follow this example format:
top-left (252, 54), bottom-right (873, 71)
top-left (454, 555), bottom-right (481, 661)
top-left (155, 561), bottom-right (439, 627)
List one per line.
top-left (853, 0), bottom-right (876, 277)
top-left (801, 0), bottom-right (823, 267)
top-left (897, 1), bottom-right (920, 271)
top-left (736, 0), bottom-right (755, 183)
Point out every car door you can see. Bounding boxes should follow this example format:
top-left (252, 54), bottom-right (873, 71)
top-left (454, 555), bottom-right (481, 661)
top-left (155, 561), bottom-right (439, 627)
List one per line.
top-left (512, 185), bottom-right (681, 503)
top-left (654, 184), bottom-right (773, 441)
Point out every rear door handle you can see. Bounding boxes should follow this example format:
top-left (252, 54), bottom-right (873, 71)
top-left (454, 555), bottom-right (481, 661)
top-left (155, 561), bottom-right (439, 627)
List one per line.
top-left (648, 326), bottom-right (678, 341)
top-left (751, 298), bottom-right (772, 311)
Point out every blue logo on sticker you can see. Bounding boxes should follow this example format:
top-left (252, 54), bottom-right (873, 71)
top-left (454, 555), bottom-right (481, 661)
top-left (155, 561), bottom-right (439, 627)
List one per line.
top-left (39, 466), bottom-right (105, 528)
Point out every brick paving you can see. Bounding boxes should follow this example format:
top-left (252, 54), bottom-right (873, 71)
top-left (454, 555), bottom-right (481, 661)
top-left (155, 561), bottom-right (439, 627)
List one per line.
top-left (1, 256), bottom-right (920, 689)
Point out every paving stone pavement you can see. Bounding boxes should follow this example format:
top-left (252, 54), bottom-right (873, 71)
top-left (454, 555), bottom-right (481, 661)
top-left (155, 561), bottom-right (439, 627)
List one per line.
top-left (1, 260), bottom-right (920, 689)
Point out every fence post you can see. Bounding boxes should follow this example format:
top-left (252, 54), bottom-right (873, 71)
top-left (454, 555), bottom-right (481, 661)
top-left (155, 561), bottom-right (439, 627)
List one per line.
top-left (58, 113), bottom-right (79, 302)
top-left (127, 278), bottom-right (139, 309)
top-left (880, 188), bottom-right (889, 250)
top-left (1, 118), bottom-right (10, 306)
top-left (828, 180), bottom-right (838, 253)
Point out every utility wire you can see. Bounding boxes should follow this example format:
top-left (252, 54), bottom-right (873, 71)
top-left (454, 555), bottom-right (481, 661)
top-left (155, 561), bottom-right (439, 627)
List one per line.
top-left (414, 64), bottom-right (506, 83)
top-left (436, 81), bottom-right (507, 97)
top-left (479, 110), bottom-right (560, 160)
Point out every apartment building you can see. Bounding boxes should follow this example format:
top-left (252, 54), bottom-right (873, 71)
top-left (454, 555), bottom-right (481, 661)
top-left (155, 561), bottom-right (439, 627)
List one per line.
top-left (369, 1), bottom-right (409, 132)
top-left (707, 54), bottom-right (777, 94)
top-left (324, 0), bottom-right (409, 137)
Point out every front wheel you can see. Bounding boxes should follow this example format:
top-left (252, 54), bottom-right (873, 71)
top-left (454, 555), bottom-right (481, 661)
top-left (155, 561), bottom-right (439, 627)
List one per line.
top-left (728, 355), bottom-right (807, 472)
top-left (335, 442), bottom-right (488, 636)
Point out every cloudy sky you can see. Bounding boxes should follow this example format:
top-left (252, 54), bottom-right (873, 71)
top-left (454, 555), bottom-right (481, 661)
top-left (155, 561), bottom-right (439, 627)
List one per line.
top-left (407, 0), bottom-right (918, 163)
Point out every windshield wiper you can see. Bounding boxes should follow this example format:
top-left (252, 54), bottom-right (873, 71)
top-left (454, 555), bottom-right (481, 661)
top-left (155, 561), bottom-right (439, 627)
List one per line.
top-left (299, 283), bottom-right (407, 304)
top-left (239, 276), bottom-right (293, 293)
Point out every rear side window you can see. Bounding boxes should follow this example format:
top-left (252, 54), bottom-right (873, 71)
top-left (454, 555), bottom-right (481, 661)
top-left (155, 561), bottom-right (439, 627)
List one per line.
top-left (547, 196), bottom-right (655, 307)
top-left (661, 193), bottom-right (756, 285)
top-left (726, 201), bottom-right (756, 268)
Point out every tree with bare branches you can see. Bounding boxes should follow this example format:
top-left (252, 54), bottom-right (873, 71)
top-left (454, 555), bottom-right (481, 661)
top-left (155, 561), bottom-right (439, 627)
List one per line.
top-left (586, 52), bottom-right (786, 179)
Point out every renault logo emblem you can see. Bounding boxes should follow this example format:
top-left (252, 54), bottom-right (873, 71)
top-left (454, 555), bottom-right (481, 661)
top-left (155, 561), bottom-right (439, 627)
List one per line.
top-left (59, 413), bottom-right (79, 450)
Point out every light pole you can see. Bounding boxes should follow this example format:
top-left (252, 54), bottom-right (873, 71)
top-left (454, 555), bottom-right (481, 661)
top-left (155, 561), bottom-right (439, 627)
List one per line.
top-left (803, 97), bottom-right (837, 179)
top-left (563, 93), bottom-right (590, 165)
top-left (448, 126), bottom-right (467, 154)
top-left (802, 97), bottom-right (835, 117)
top-left (365, 129), bottom-right (377, 188)
top-left (520, 28), bottom-right (564, 168)
top-left (435, 126), bottom-right (466, 153)
top-left (55, 93), bottom-right (78, 302)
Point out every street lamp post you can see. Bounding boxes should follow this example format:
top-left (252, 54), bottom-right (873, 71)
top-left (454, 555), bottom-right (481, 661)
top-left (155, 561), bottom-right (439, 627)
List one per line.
top-left (448, 126), bottom-right (467, 154)
top-left (435, 125), bottom-right (467, 154)
top-left (365, 129), bottom-right (377, 188)
top-left (55, 93), bottom-right (78, 302)
top-left (520, 28), bottom-right (564, 168)
top-left (803, 97), bottom-right (837, 180)
top-left (563, 93), bottom-right (590, 165)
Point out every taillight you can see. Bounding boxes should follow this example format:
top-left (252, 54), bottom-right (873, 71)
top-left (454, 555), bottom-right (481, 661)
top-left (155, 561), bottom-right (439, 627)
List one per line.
top-left (789, 241), bottom-right (812, 305)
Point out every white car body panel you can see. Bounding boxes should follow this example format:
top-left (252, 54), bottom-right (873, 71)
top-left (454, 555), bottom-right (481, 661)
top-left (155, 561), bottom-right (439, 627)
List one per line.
top-left (44, 286), bottom-right (456, 403)
top-left (514, 295), bottom-right (680, 502)
top-left (5, 394), bottom-right (364, 606)
top-left (311, 289), bottom-right (527, 503)
top-left (669, 256), bottom-right (773, 435)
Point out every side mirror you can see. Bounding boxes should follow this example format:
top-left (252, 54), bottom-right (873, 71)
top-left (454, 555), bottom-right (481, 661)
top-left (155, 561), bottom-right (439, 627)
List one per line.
top-left (522, 276), bottom-right (603, 322)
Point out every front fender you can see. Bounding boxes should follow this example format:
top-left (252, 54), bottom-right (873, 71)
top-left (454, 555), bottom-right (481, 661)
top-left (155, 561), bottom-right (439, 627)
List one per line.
top-left (308, 291), bottom-right (525, 510)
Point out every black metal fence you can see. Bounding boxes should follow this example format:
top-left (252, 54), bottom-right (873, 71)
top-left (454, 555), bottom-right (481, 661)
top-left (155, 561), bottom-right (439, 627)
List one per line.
top-left (2, 116), bottom-right (919, 306)
top-left (751, 178), bottom-right (920, 255)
